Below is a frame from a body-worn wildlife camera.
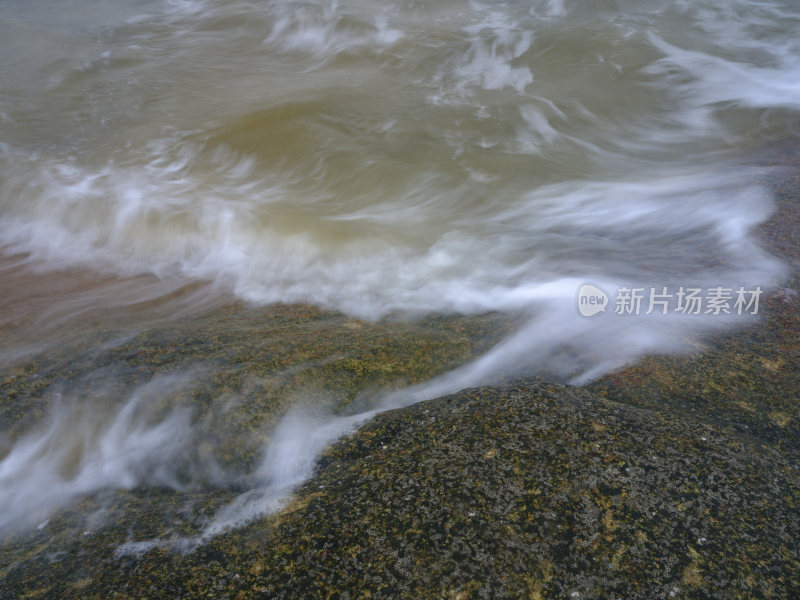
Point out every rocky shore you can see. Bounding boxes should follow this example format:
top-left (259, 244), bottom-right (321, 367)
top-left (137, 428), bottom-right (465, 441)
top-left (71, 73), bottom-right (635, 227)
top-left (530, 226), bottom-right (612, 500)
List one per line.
top-left (1, 376), bottom-right (797, 599)
top-left (1, 148), bottom-right (799, 599)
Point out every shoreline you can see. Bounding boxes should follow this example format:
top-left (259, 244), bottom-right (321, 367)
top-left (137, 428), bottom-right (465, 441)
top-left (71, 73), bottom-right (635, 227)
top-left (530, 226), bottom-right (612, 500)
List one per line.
top-left (1, 151), bottom-right (799, 597)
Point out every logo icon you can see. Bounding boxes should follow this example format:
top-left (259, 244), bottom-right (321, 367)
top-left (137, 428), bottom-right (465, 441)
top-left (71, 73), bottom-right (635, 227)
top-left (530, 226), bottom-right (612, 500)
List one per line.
top-left (577, 283), bottom-right (608, 317)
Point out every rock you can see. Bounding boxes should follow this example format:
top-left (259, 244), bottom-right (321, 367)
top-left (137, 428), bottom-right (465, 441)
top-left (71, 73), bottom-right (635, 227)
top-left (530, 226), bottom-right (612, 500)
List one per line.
top-left (4, 380), bottom-right (795, 599)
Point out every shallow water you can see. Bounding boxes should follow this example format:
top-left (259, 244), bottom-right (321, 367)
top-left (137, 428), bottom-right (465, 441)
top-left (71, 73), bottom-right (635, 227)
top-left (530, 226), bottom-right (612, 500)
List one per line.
top-left (0, 0), bottom-right (798, 545)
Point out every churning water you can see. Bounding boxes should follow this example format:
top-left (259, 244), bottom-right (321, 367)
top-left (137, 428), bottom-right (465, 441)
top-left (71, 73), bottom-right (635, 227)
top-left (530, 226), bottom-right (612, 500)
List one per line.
top-left (0, 0), bottom-right (798, 544)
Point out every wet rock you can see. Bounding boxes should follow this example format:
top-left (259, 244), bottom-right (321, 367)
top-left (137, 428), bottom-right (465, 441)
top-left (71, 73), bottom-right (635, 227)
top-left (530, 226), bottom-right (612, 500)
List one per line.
top-left (3, 380), bottom-right (796, 598)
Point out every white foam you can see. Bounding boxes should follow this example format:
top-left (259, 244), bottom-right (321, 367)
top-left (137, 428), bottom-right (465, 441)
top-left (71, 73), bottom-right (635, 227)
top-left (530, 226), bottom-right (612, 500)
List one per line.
top-left (261, 0), bottom-right (403, 62)
top-left (203, 409), bottom-right (375, 537)
top-left (0, 373), bottom-right (211, 533)
top-left (0, 141), bottom-right (786, 341)
top-left (646, 33), bottom-right (800, 113)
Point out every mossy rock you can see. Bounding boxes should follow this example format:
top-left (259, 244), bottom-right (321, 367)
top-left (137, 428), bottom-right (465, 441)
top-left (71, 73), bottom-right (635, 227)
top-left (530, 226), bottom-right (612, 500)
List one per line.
top-left (3, 381), bottom-right (797, 598)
